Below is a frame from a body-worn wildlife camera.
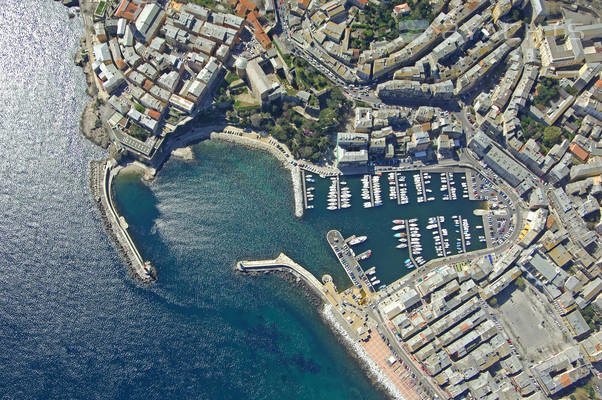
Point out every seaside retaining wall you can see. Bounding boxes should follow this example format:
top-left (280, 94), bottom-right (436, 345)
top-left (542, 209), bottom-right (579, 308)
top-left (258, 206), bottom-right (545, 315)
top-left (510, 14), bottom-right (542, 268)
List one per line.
top-left (90, 159), bottom-right (154, 282)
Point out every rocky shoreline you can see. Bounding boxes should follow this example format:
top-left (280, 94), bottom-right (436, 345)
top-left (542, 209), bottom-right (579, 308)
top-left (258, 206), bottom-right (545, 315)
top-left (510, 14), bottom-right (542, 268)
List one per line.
top-left (239, 268), bottom-right (399, 400)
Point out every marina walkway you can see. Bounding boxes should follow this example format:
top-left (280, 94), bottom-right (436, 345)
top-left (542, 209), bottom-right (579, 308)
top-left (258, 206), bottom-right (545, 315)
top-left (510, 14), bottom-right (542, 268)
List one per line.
top-left (435, 217), bottom-right (447, 257)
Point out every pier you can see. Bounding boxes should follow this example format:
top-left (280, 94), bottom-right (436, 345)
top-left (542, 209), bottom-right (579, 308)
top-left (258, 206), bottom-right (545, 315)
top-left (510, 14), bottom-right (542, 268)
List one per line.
top-left (482, 213), bottom-right (494, 248)
top-left (236, 253), bottom-right (330, 303)
top-left (301, 169), bottom-right (308, 209)
top-left (445, 172), bottom-right (453, 199)
top-left (336, 175), bottom-right (341, 209)
top-left (367, 175), bottom-right (375, 206)
top-left (405, 219), bottom-right (418, 267)
top-left (458, 215), bottom-right (468, 253)
top-left (419, 171), bottom-right (428, 202)
top-left (93, 160), bottom-right (154, 282)
top-left (435, 217), bottom-right (448, 257)
top-left (326, 230), bottom-right (374, 293)
top-left (394, 173), bottom-right (402, 205)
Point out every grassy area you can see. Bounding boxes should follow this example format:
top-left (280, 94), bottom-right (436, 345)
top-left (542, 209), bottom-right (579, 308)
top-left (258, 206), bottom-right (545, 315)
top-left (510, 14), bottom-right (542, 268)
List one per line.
top-left (230, 88), bottom-right (350, 161)
top-left (520, 114), bottom-right (572, 153)
top-left (133, 103), bottom-right (145, 113)
top-left (581, 305), bottom-right (600, 331)
top-left (94, 1), bottom-right (107, 16)
top-left (225, 71), bottom-right (240, 85)
top-left (292, 58), bottom-right (330, 91)
top-left (127, 124), bottom-right (150, 141)
top-left (233, 101), bottom-right (260, 113)
top-left (568, 376), bottom-right (601, 400)
top-left (179, 0), bottom-right (223, 12)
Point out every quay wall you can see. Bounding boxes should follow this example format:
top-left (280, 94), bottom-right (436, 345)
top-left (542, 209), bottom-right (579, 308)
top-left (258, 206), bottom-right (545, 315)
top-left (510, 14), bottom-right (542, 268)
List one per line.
top-left (210, 131), bottom-right (304, 218)
top-left (89, 159), bottom-right (155, 283)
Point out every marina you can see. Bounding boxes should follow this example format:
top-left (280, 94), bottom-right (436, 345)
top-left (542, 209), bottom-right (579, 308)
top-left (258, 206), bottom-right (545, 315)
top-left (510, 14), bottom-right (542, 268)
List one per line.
top-left (305, 169), bottom-right (488, 287)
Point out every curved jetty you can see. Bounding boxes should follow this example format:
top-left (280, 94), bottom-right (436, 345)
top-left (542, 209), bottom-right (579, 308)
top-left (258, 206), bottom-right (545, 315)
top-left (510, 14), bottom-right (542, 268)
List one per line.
top-left (236, 253), bottom-right (329, 303)
top-left (90, 159), bottom-right (155, 283)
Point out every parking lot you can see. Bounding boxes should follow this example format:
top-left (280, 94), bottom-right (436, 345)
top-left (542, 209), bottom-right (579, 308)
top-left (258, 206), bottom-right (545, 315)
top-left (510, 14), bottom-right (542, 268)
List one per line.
top-left (496, 285), bottom-right (571, 364)
top-left (470, 172), bottom-right (515, 246)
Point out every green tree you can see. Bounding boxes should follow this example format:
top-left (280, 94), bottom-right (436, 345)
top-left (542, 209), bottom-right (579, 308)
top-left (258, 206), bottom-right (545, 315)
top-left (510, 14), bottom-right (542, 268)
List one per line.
top-left (543, 126), bottom-right (563, 148)
top-left (515, 277), bottom-right (526, 290)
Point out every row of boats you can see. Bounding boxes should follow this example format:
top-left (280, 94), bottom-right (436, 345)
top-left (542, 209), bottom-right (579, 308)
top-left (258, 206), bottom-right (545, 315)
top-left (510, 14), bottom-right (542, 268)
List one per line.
top-left (327, 177), bottom-right (351, 210)
top-left (387, 172), bottom-right (409, 204)
top-left (459, 176), bottom-right (470, 199)
top-left (305, 174), bottom-right (315, 209)
top-left (307, 171), bottom-right (477, 212)
top-left (428, 216), bottom-right (450, 258)
top-left (414, 172), bottom-right (435, 203)
top-left (361, 175), bottom-right (383, 208)
top-left (440, 172), bottom-right (458, 201)
top-left (365, 266), bottom-right (381, 288)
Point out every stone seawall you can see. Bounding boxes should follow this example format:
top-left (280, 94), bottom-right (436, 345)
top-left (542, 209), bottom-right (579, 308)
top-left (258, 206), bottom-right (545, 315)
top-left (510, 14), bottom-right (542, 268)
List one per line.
top-left (89, 159), bottom-right (155, 283)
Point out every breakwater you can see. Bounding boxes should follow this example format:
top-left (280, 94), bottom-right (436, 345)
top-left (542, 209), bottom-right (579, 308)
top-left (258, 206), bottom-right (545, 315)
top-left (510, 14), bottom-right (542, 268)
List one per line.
top-left (236, 253), bottom-right (327, 302)
top-left (90, 159), bottom-right (155, 282)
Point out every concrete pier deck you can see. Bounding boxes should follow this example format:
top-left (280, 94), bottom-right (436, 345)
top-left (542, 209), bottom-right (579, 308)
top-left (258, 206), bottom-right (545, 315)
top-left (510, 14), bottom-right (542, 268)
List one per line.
top-left (435, 217), bottom-right (447, 257)
top-left (405, 219), bottom-right (418, 268)
top-left (326, 230), bottom-right (374, 293)
top-left (393, 172), bottom-right (402, 205)
top-left (301, 170), bottom-right (308, 210)
top-left (236, 253), bottom-right (330, 303)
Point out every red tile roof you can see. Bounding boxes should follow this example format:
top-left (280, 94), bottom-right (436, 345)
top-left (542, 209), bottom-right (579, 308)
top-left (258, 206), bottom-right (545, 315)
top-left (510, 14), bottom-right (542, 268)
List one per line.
top-left (147, 109), bottom-right (161, 120)
top-left (570, 142), bottom-right (589, 162)
top-left (114, 0), bottom-right (139, 21)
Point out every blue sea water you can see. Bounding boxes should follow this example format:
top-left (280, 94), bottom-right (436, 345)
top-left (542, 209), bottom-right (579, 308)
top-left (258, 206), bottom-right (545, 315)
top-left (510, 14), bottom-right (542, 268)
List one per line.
top-left (0, 1), bottom-right (385, 399)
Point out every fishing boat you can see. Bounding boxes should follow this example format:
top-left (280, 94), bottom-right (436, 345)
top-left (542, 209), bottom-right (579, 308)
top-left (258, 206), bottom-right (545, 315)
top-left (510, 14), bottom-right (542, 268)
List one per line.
top-left (349, 235), bottom-right (367, 245)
